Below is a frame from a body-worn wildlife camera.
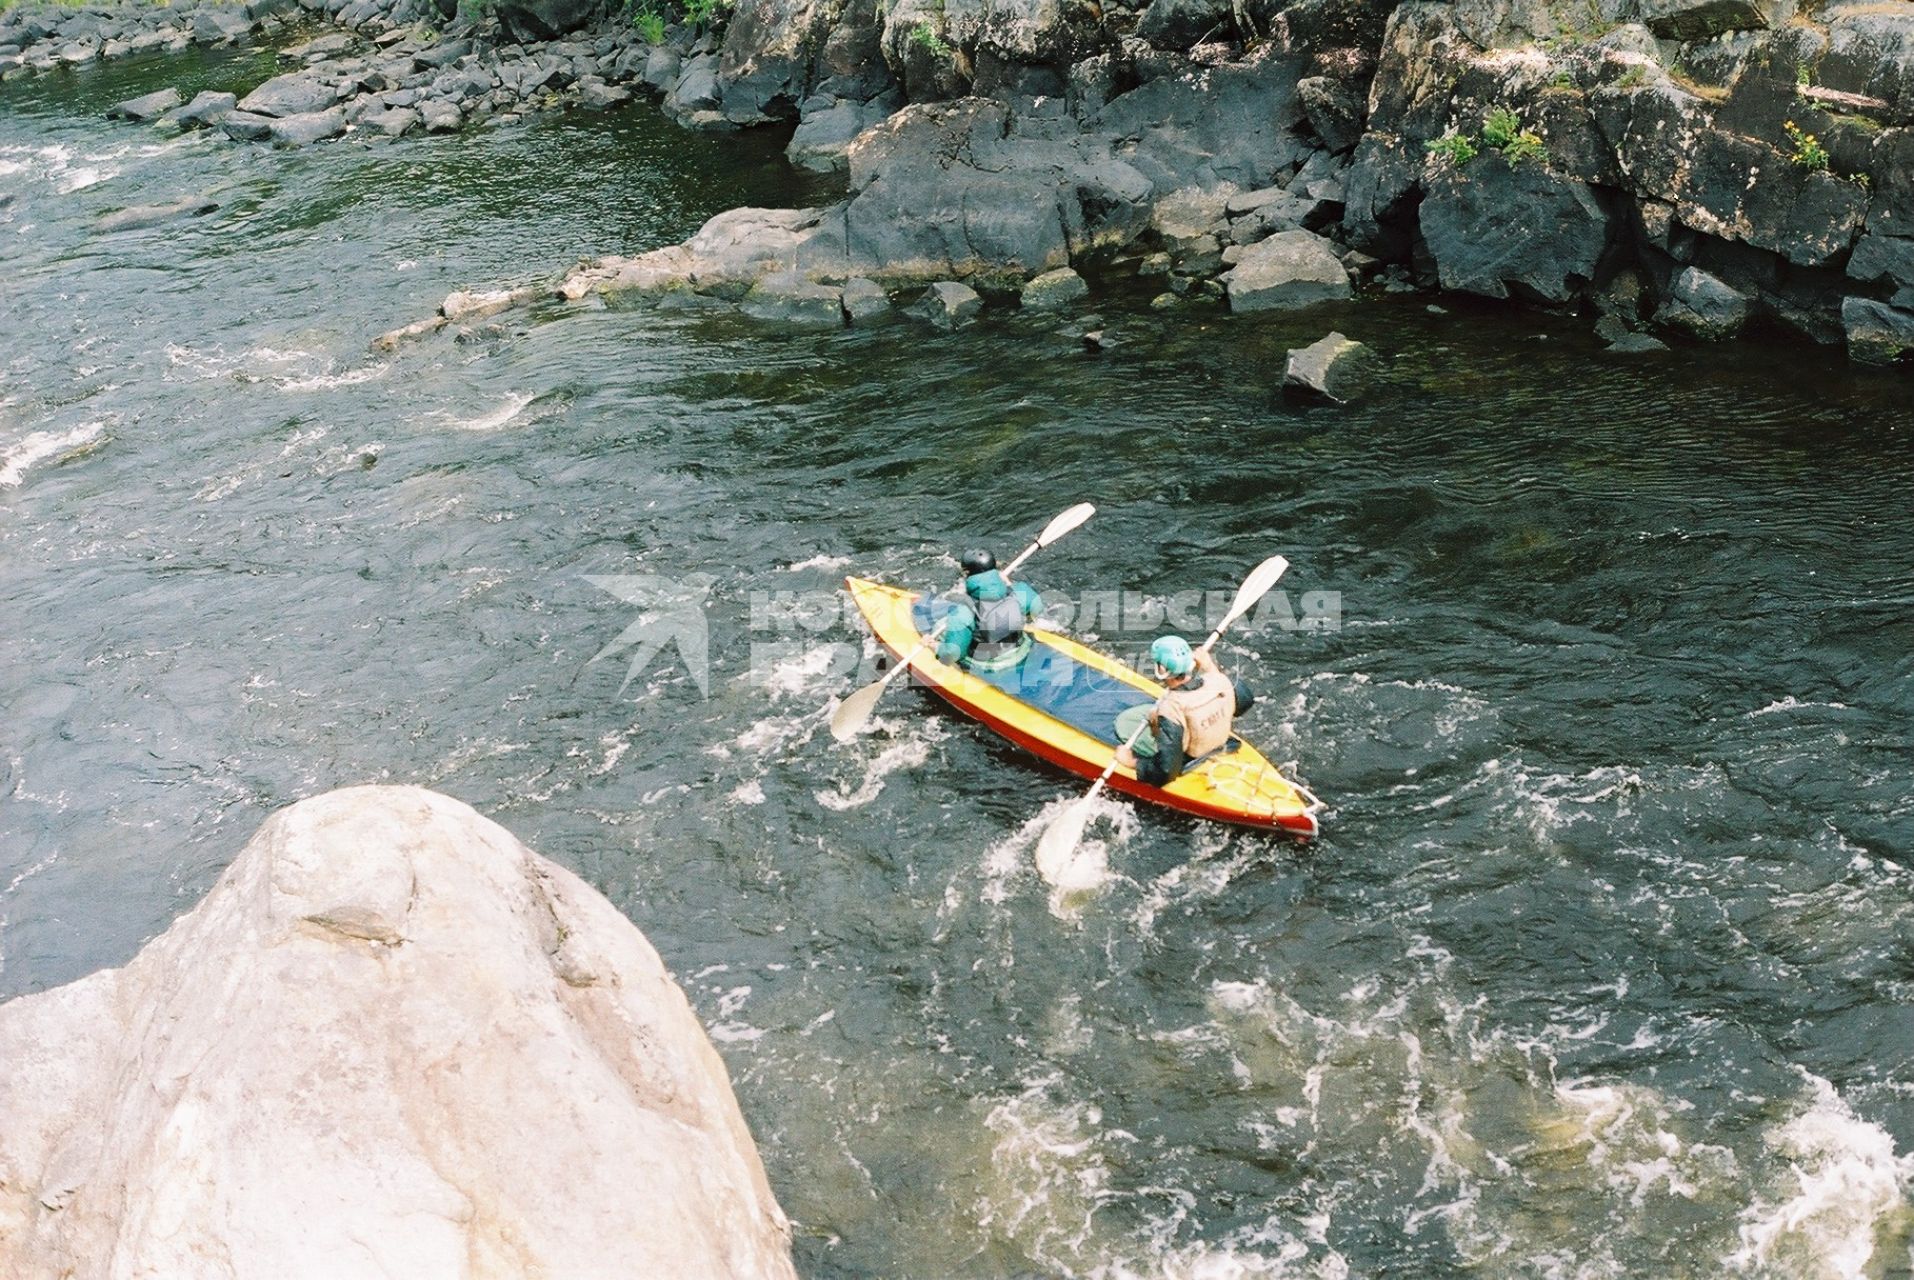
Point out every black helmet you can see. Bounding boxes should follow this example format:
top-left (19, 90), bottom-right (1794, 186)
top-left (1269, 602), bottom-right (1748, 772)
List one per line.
top-left (960, 548), bottom-right (997, 576)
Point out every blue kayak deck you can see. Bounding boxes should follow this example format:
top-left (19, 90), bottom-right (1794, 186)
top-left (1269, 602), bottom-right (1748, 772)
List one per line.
top-left (911, 598), bottom-right (1151, 747)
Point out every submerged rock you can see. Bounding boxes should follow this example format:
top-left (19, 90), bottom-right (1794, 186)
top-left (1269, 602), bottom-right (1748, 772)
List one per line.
top-left (741, 270), bottom-right (846, 328)
top-left (1224, 229), bottom-right (1352, 311)
top-left (1283, 330), bottom-right (1376, 402)
top-left (95, 195), bottom-right (219, 232)
top-left (0, 785), bottom-right (797, 1279)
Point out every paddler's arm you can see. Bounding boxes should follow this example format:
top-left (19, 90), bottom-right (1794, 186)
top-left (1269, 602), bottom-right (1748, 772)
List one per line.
top-left (1012, 580), bottom-right (1043, 620)
top-left (935, 602), bottom-right (977, 665)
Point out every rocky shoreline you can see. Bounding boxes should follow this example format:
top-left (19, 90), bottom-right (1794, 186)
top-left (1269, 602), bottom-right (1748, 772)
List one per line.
top-left (10, 0), bottom-right (1914, 361)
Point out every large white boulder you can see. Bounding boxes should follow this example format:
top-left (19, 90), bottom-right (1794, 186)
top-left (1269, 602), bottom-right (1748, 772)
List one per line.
top-left (0, 785), bottom-right (795, 1280)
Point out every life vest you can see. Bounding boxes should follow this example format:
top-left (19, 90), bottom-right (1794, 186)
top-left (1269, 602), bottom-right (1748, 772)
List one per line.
top-left (1156, 671), bottom-right (1234, 760)
top-left (968, 588), bottom-right (1027, 663)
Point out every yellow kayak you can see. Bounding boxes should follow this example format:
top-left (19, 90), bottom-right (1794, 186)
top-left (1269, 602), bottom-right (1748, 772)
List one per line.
top-left (846, 577), bottom-right (1321, 837)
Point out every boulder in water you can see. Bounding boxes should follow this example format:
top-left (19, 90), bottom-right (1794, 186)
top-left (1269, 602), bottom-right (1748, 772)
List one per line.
top-left (1021, 266), bottom-right (1090, 310)
top-left (105, 87), bottom-right (183, 121)
top-left (0, 785), bottom-right (797, 1279)
top-left (1282, 330), bottom-right (1377, 403)
top-left (915, 279), bottom-right (983, 329)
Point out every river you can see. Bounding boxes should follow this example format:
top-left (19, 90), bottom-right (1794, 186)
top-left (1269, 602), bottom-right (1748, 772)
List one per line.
top-left (3, 43), bottom-right (1912, 1279)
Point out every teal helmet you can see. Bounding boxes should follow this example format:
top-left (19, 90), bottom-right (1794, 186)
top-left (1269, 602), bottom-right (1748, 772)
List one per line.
top-left (1150, 635), bottom-right (1195, 677)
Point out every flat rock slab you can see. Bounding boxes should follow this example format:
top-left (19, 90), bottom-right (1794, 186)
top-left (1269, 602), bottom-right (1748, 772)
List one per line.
top-left (267, 107), bottom-right (346, 147)
top-left (169, 90), bottom-right (237, 128)
top-left (237, 71), bottom-right (340, 118)
top-left (1225, 229), bottom-right (1352, 311)
top-left (106, 87), bottom-right (182, 121)
top-left (0, 785), bottom-right (799, 1279)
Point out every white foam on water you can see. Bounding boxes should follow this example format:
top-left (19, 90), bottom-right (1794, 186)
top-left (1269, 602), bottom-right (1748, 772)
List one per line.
top-left (761, 644), bottom-right (843, 697)
top-left (977, 793), bottom-right (1133, 918)
top-left (276, 361), bottom-right (391, 392)
top-left (978, 1073), bottom-right (1348, 1278)
top-left (430, 391), bottom-right (537, 433)
top-left (1748, 696), bottom-right (1851, 717)
top-left (0, 421), bottom-right (106, 488)
top-left (784, 553), bottom-right (851, 571)
top-left (1729, 1072), bottom-right (1914, 1278)
top-left (814, 726), bottom-right (938, 811)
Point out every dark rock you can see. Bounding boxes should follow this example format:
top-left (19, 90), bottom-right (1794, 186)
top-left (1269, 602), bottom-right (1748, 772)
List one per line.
top-left (740, 270), bottom-right (846, 328)
top-left (1671, 132), bottom-right (1866, 267)
top-left (169, 90), bottom-right (239, 128)
top-left (1654, 266), bottom-right (1750, 338)
top-left (360, 105), bottom-right (420, 135)
top-left (1821, 9), bottom-right (1914, 126)
top-left (1089, 50), bottom-right (1310, 192)
top-left (1224, 228), bottom-right (1352, 310)
top-left (413, 38), bottom-right (473, 69)
top-left (1636, 0), bottom-right (1784, 41)
top-left (421, 99), bottom-right (463, 131)
top-left (107, 87), bottom-right (184, 121)
top-left (1021, 266), bottom-right (1089, 309)
top-left (191, 7), bottom-right (255, 43)
top-left (1605, 332), bottom-right (1670, 353)
top-left (578, 80), bottom-right (631, 109)
top-left (1848, 233), bottom-right (1914, 291)
top-left (267, 107), bottom-right (347, 145)
top-left (843, 100), bottom-right (1151, 287)
top-left (841, 276), bottom-right (891, 324)
top-left (1420, 159), bottom-right (1611, 303)
top-left (237, 72), bottom-right (340, 117)
top-left (285, 30), bottom-right (356, 59)
top-left (1297, 74), bottom-right (1363, 153)
top-left (1135, 0), bottom-right (1232, 50)
top-left (219, 111), bottom-right (278, 141)
top-left (96, 195), bottom-right (219, 232)
top-left (1842, 295), bottom-right (1914, 363)
top-left (641, 45), bottom-right (680, 91)
top-left (915, 280), bottom-right (983, 328)
top-left (495, 0), bottom-right (604, 42)
top-left (1339, 134), bottom-right (1422, 259)
top-left (786, 98), bottom-right (889, 173)
top-left (1283, 330), bottom-right (1376, 402)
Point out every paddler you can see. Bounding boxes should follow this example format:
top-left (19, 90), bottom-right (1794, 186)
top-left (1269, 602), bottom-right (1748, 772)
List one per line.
top-left (1114, 635), bottom-right (1254, 785)
top-left (935, 549), bottom-right (1044, 673)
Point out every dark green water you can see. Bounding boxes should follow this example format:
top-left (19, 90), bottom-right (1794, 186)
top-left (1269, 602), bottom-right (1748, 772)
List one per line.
top-left (3, 48), bottom-right (1913, 1279)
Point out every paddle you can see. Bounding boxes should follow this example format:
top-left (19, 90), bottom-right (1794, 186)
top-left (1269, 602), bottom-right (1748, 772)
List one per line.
top-left (829, 502), bottom-right (1096, 742)
top-left (1034, 554), bottom-right (1290, 872)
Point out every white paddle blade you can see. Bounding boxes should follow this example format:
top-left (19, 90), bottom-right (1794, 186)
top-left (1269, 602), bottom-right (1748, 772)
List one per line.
top-left (1036, 501), bottom-right (1096, 548)
top-left (829, 679), bottom-right (887, 741)
top-left (1035, 798), bottom-right (1095, 882)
